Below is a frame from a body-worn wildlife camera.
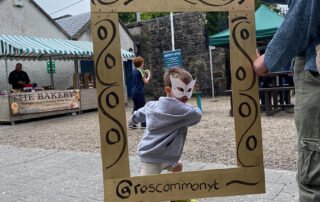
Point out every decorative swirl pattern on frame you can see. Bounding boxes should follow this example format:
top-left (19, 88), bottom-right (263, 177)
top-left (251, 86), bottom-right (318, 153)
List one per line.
top-left (98, 86), bottom-right (127, 169)
top-left (185, 0), bottom-right (246, 6)
top-left (91, 0), bottom-right (134, 5)
top-left (95, 19), bottom-right (117, 86)
top-left (231, 16), bottom-right (256, 92)
top-left (231, 15), bottom-right (259, 167)
top-left (91, 0), bottom-right (245, 6)
top-left (226, 180), bottom-right (260, 186)
top-left (236, 93), bottom-right (258, 167)
top-left (94, 17), bottom-right (127, 169)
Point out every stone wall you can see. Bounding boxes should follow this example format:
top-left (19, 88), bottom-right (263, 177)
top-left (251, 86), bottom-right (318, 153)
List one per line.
top-left (127, 12), bottom-right (227, 98)
top-left (211, 47), bottom-right (229, 94)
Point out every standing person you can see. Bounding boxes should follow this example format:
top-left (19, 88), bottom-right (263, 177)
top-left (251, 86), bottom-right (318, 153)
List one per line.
top-left (253, 1), bottom-right (320, 201)
top-left (8, 63), bottom-right (30, 90)
top-left (129, 68), bottom-right (202, 177)
top-left (130, 56), bottom-right (151, 129)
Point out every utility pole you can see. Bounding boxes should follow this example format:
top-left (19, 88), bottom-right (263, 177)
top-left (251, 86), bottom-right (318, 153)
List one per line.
top-left (170, 12), bottom-right (175, 50)
top-left (136, 12), bottom-right (141, 22)
top-left (209, 46), bottom-right (218, 101)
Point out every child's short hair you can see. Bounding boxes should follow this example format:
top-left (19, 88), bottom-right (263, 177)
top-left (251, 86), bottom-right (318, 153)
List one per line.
top-left (134, 56), bottom-right (144, 68)
top-left (163, 68), bottom-right (193, 87)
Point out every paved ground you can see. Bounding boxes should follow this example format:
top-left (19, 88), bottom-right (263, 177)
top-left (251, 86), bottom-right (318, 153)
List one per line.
top-left (0, 145), bottom-right (299, 202)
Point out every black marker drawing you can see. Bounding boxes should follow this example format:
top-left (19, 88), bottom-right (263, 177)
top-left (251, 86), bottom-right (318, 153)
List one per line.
top-left (184, 0), bottom-right (244, 6)
top-left (226, 180), bottom-right (259, 186)
top-left (98, 86), bottom-right (127, 169)
top-left (236, 66), bottom-right (247, 81)
top-left (237, 93), bottom-right (258, 167)
top-left (95, 19), bottom-right (117, 86)
top-left (91, 0), bottom-right (134, 5)
top-left (91, 0), bottom-right (118, 5)
top-left (246, 135), bottom-right (258, 151)
top-left (231, 16), bottom-right (256, 92)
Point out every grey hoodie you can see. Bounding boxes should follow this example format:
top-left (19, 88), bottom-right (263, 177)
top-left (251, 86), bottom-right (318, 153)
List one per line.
top-left (130, 97), bottom-right (202, 166)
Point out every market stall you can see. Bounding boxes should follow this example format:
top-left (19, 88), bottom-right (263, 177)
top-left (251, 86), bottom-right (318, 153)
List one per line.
top-left (75, 49), bottom-right (135, 111)
top-left (0, 34), bottom-right (135, 124)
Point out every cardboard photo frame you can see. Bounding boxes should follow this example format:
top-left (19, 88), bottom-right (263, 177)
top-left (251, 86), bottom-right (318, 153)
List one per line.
top-left (90, 0), bottom-right (264, 201)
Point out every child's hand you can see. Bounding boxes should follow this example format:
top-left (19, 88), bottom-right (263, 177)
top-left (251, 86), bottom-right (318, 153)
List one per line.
top-left (145, 69), bottom-right (150, 75)
top-left (145, 70), bottom-right (151, 79)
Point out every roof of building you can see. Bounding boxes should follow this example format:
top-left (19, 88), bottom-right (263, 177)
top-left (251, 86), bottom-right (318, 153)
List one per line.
top-left (56, 12), bottom-right (91, 40)
top-left (29, 0), bottom-right (71, 39)
top-left (55, 12), bottom-right (135, 41)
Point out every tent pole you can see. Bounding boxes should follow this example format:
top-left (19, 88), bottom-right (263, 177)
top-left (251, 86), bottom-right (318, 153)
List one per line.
top-left (74, 58), bottom-right (80, 89)
top-left (5, 57), bottom-right (9, 91)
top-left (49, 58), bottom-right (54, 89)
top-left (209, 46), bottom-right (216, 99)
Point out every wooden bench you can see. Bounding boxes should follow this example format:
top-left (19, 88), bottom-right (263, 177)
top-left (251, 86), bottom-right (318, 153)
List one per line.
top-left (226, 86), bottom-right (295, 116)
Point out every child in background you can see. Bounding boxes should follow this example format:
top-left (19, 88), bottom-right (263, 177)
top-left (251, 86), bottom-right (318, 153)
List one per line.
top-left (130, 56), bottom-right (151, 129)
top-left (129, 67), bottom-right (202, 176)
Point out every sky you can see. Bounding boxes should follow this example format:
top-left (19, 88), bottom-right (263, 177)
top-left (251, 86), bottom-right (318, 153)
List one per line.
top-left (35, 0), bottom-right (90, 19)
top-left (35, 1), bottom-right (288, 19)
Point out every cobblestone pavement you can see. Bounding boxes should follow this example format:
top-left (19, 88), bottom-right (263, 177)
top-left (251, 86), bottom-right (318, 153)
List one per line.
top-left (0, 145), bottom-right (298, 202)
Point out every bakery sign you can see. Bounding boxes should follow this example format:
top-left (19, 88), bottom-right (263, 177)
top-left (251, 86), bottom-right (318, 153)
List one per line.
top-left (9, 90), bottom-right (80, 115)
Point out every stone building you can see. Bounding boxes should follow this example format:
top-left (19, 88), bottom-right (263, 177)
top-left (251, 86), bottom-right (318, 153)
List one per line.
top-left (0, 0), bottom-right (136, 93)
top-left (0, 0), bottom-right (71, 91)
top-left (127, 12), bottom-right (227, 98)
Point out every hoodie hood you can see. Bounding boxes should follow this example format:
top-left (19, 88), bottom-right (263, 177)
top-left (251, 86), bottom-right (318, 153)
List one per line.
top-left (144, 97), bottom-right (197, 132)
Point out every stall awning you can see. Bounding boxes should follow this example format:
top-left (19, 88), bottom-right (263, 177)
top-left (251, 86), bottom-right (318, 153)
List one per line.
top-left (0, 34), bottom-right (135, 60)
top-left (209, 5), bottom-right (284, 46)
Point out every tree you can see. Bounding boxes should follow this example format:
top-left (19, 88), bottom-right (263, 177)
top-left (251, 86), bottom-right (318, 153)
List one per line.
top-left (141, 12), bottom-right (169, 20)
top-left (119, 12), bottom-right (170, 23)
top-left (119, 13), bottom-right (136, 23)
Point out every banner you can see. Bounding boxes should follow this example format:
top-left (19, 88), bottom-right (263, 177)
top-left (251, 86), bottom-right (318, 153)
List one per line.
top-left (9, 90), bottom-right (80, 115)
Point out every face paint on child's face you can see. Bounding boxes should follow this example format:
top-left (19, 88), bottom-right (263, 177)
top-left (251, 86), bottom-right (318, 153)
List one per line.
top-left (170, 75), bottom-right (196, 99)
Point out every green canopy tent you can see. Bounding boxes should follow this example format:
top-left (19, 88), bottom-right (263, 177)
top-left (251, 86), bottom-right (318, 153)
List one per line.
top-left (207, 5), bottom-right (283, 98)
top-left (209, 4), bottom-right (284, 46)
top-left (0, 34), bottom-right (135, 89)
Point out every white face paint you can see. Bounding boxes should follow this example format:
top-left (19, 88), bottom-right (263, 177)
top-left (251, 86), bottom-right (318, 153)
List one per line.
top-left (170, 75), bottom-right (196, 99)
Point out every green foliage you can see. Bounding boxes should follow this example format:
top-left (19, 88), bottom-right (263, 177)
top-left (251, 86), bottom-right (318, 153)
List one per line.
top-left (206, 0), bottom-right (280, 36)
top-left (119, 13), bottom-right (136, 23)
top-left (119, 12), bottom-right (170, 23)
top-left (206, 12), bottom-right (228, 36)
top-left (265, 3), bottom-right (282, 14)
top-left (141, 12), bottom-right (169, 20)
top-left (255, 0), bottom-right (262, 9)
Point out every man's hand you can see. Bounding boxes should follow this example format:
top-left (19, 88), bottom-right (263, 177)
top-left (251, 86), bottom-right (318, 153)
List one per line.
top-left (253, 54), bottom-right (270, 76)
